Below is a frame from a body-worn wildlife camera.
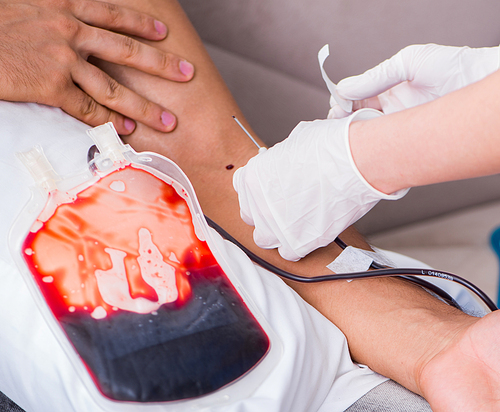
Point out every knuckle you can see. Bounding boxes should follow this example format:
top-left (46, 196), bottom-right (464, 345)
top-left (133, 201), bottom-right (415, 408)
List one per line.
top-left (103, 77), bottom-right (124, 102)
top-left (57, 0), bottom-right (72, 9)
top-left (137, 99), bottom-right (155, 119)
top-left (81, 96), bottom-right (98, 117)
top-left (78, 96), bottom-right (101, 122)
top-left (101, 2), bottom-right (122, 27)
top-left (53, 0), bottom-right (71, 6)
top-left (43, 0), bottom-right (66, 8)
top-left (136, 13), bottom-right (151, 30)
top-left (52, 13), bottom-right (80, 39)
top-left (159, 53), bottom-right (175, 71)
top-left (120, 36), bottom-right (140, 60)
top-left (54, 44), bottom-right (79, 67)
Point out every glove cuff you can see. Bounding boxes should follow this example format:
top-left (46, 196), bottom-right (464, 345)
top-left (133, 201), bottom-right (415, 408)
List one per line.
top-left (343, 109), bottom-right (410, 200)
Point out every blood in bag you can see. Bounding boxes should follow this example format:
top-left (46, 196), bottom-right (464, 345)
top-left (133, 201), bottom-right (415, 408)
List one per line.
top-left (20, 162), bottom-right (270, 403)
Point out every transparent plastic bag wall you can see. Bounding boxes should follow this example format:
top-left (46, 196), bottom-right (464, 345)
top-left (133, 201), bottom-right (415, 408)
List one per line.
top-left (10, 123), bottom-right (280, 409)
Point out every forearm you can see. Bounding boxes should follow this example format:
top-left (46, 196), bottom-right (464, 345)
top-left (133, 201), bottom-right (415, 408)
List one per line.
top-left (287, 274), bottom-right (476, 395)
top-left (350, 69), bottom-right (500, 194)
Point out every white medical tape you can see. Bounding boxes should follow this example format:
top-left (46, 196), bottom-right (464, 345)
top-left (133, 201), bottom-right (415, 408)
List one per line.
top-left (326, 246), bottom-right (395, 274)
top-left (318, 45), bottom-right (353, 113)
top-left (327, 246), bottom-right (372, 274)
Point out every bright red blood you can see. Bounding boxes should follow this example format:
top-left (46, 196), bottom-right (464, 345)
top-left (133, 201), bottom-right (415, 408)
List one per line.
top-left (22, 165), bottom-right (218, 319)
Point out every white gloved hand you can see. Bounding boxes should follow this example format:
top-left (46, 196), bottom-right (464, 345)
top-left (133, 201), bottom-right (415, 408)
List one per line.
top-left (233, 109), bottom-right (408, 262)
top-left (329, 44), bottom-right (500, 118)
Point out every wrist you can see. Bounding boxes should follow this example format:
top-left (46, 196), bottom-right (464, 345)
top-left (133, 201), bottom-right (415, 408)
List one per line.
top-left (347, 111), bottom-right (409, 197)
top-left (414, 313), bottom-right (477, 397)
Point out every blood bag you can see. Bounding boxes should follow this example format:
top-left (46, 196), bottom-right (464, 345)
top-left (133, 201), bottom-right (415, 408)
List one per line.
top-left (9, 123), bottom-right (281, 411)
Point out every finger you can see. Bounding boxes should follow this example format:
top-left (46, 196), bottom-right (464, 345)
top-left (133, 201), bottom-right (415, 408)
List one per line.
top-left (352, 97), bottom-right (383, 111)
top-left (73, 60), bottom-right (177, 132)
top-left (71, 0), bottom-right (167, 41)
top-left (60, 83), bottom-right (137, 135)
top-left (336, 51), bottom-right (409, 100)
top-left (327, 104), bottom-right (350, 119)
top-left (277, 244), bottom-right (301, 262)
top-left (82, 26), bottom-right (194, 82)
top-left (327, 96), bottom-right (382, 119)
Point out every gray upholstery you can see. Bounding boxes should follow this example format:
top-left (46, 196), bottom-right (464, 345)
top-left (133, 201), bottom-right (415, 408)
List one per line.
top-left (0, 391), bottom-right (24, 412)
top-left (180, 0), bottom-right (500, 234)
top-left (345, 380), bottom-right (431, 412)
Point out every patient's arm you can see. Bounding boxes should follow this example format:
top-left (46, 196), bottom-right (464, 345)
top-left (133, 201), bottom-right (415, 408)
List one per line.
top-left (89, 1), bottom-right (500, 409)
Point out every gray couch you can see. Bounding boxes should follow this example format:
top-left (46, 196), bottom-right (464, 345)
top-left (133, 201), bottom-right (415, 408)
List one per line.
top-left (179, 0), bottom-right (500, 235)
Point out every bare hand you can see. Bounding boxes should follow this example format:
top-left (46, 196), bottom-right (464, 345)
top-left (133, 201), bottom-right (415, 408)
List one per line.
top-left (0, 0), bottom-right (195, 134)
top-left (419, 311), bottom-right (500, 411)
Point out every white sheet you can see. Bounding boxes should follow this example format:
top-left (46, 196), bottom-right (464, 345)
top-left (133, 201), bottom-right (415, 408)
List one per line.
top-left (0, 101), bottom-right (387, 412)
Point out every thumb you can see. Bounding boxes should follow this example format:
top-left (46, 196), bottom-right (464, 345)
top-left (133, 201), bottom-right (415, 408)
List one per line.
top-left (337, 51), bottom-right (409, 100)
top-left (327, 104), bottom-right (351, 119)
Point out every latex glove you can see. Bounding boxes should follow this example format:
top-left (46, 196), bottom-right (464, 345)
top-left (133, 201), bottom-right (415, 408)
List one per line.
top-left (233, 109), bottom-right (408, 262)
top-left (0, 0), bottom-right (195, 135)
top-left (329, 44), bottom-right (500, 118)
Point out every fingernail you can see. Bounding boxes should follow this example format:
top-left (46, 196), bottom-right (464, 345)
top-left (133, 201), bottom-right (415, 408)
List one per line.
top-left (154, 20), bottom-right (167, 36)
top-left (124, 118), bottom-right (136, 132)
top-left (179, 60), bottom-right (194, 77)
top-left (161, 111), bottom-right (176, 128)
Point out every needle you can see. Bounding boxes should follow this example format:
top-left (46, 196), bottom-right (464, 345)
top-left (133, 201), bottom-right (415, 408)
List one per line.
top-left (233, 116), bottom-right (267, 153)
